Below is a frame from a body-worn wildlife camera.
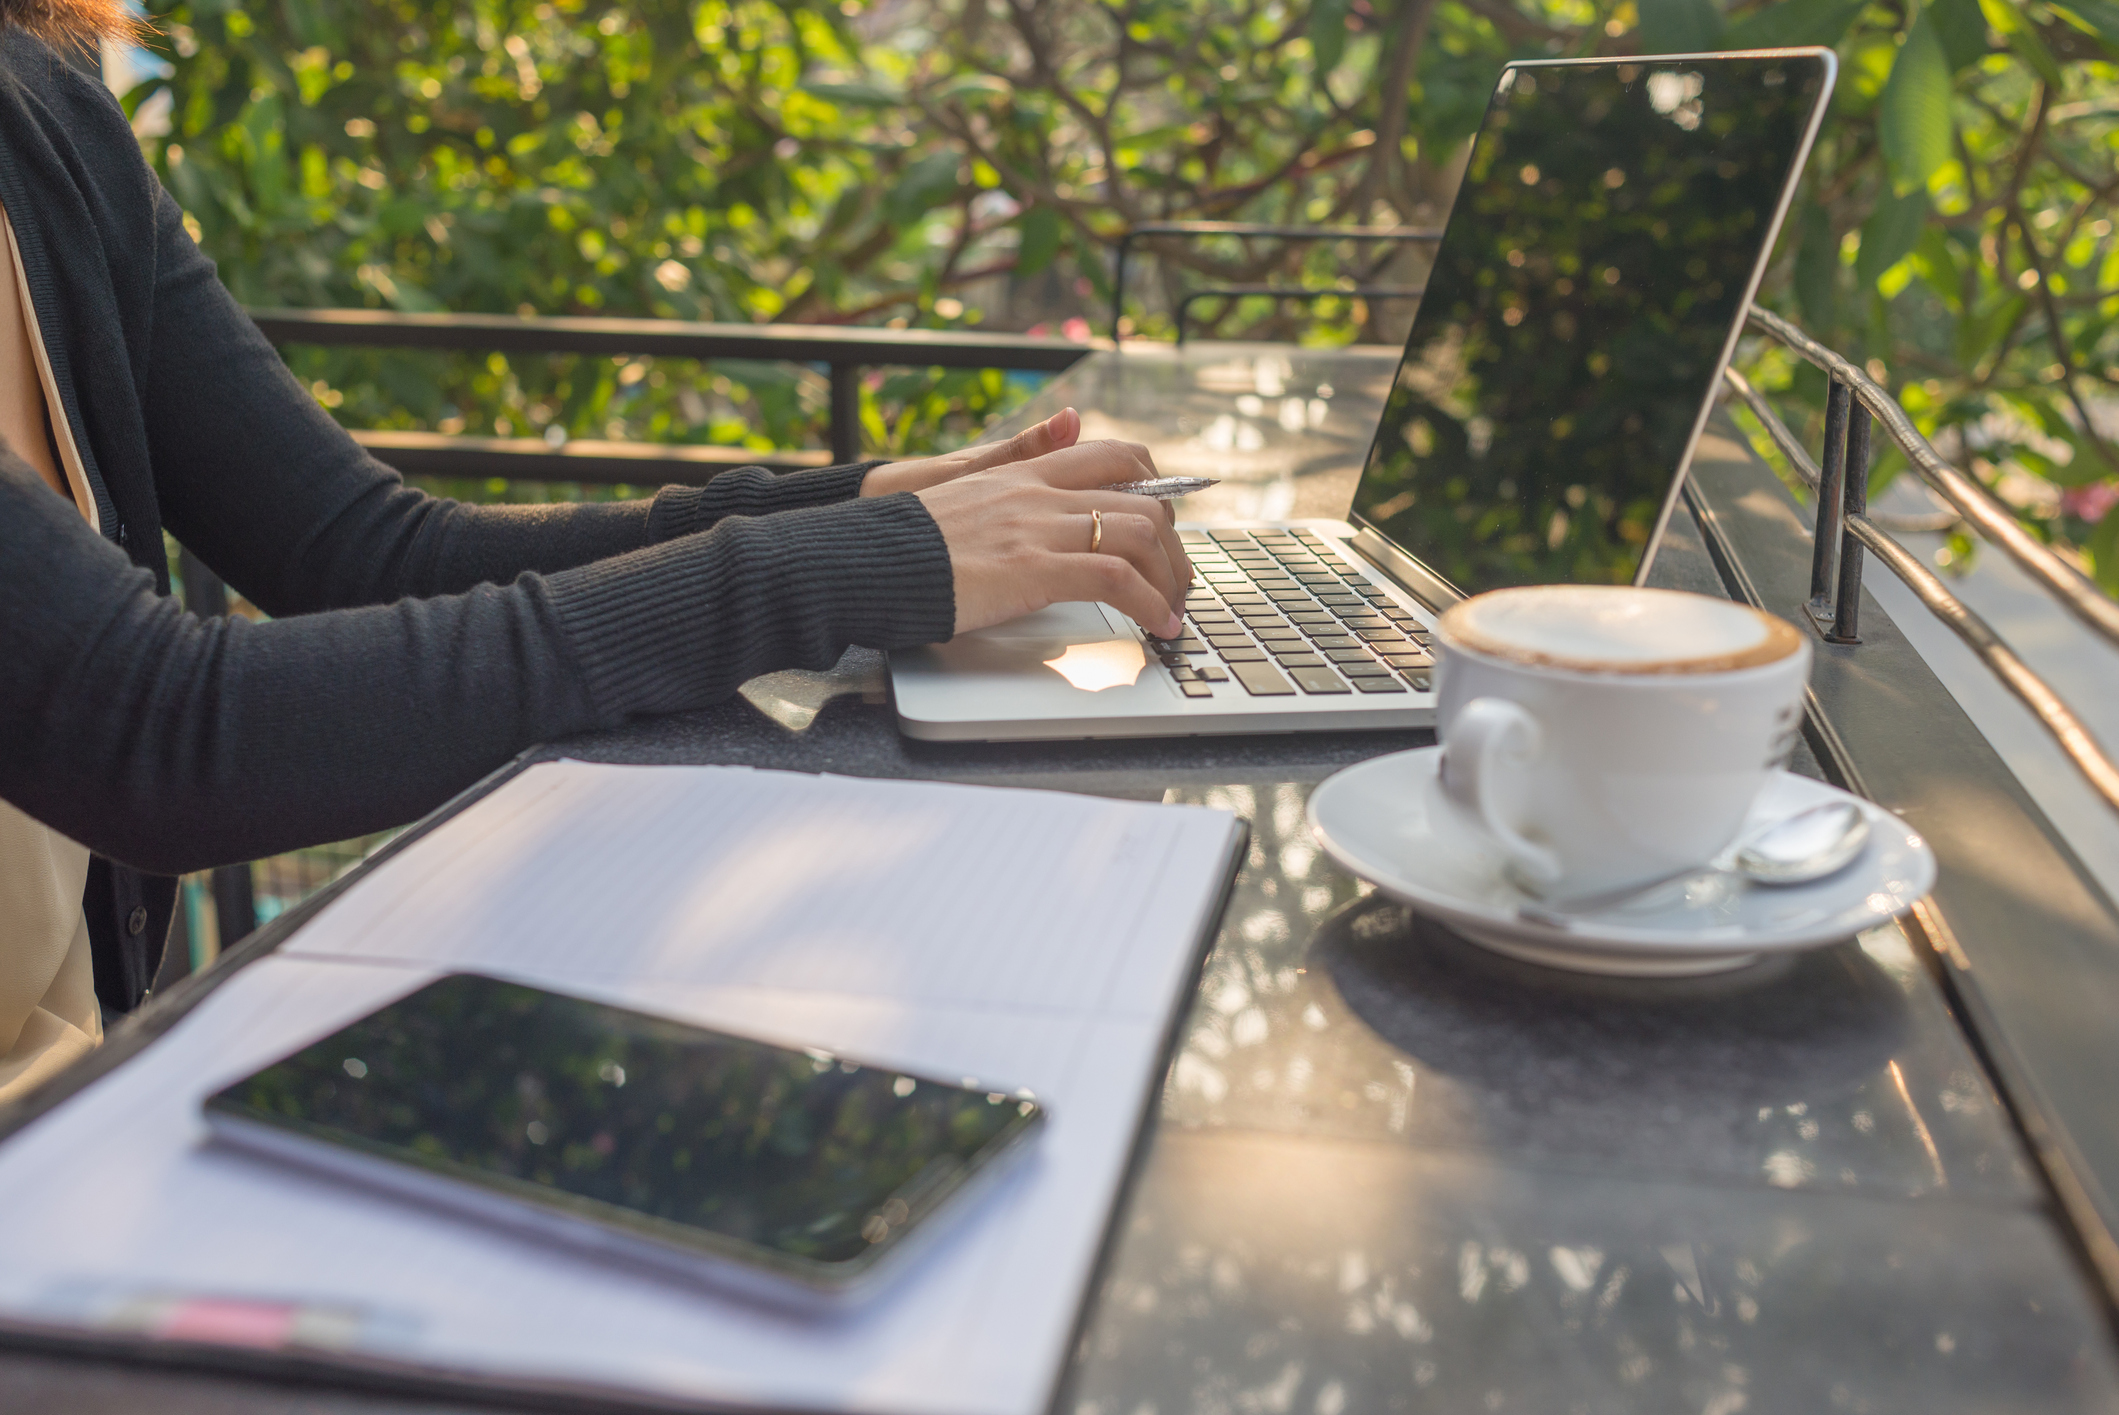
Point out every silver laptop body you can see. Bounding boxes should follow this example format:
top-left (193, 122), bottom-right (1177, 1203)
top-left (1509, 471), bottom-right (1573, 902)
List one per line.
top-left (894, 50), bottom-right (1837, 743)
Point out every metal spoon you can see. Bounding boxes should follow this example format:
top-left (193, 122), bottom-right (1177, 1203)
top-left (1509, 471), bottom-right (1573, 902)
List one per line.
top-left (1520, 800), bottom-right (1872, 924)
top-left (1731, 800), bottom-right (1871, 884)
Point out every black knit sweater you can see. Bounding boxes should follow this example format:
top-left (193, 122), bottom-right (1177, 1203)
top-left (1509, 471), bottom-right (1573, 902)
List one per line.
top-left (0, 37), bottom-right (956, 1007)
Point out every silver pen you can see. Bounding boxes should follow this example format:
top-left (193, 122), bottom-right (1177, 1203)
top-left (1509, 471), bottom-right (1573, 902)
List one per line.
top-left (1103, 476), bottom-right (1220, 500)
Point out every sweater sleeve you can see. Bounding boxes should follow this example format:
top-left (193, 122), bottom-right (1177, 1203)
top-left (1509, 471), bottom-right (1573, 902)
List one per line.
top-left (139, 185), bottom-right (882, 612)
top-left (0, 453), bottom-right (953, 876)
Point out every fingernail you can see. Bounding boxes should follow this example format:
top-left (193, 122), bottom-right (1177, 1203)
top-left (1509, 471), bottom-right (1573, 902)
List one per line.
top-left (1162, 612), bottom-right (1184, 639)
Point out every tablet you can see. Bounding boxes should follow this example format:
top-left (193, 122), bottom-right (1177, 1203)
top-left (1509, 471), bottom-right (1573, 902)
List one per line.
top-left (203, 974), bottom-right (1044, 1302)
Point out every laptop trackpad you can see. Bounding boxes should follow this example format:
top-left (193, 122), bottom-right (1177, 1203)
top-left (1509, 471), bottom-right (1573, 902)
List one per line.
top-left (929, 602), bottom-right (1149, 692)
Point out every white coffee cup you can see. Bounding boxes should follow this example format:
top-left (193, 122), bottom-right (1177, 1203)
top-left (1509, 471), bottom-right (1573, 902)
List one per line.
top-left (1433, 585), bottom-right (1810, 898)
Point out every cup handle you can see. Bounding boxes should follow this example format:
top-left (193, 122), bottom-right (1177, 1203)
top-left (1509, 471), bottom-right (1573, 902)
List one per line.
top-left (1439, 697), bottom-right (1563, 890)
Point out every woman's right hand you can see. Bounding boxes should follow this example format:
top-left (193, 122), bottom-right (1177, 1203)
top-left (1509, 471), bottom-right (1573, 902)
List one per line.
top-left (915, 438), bottom-right (1195, 640)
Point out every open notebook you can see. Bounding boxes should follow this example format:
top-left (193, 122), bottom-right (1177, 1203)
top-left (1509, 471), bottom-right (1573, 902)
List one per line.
top-left (0, 762), bottom-right (1245, 1415)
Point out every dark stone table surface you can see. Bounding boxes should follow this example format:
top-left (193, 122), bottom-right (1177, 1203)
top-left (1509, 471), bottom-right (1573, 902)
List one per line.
top-left (550, 346), bottom-right (2119, 1414)
top-left (6, 344), bottom-right (2113, 1414)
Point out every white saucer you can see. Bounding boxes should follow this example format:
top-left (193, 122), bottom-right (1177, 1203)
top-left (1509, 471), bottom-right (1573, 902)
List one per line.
top-left (1307, 747), bottom-right (1936, 977)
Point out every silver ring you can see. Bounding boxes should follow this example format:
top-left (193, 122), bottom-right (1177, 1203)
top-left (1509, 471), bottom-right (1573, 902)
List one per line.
top-left (1089, 508), bottom-right (1103, 555)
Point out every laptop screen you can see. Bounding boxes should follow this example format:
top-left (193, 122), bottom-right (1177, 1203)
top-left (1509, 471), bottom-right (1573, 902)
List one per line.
top-left (1351, 52), bottom-right (1832, 598)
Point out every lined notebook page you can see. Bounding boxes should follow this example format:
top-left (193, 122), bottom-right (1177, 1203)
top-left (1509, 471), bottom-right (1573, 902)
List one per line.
top-left (287, 762), bottom-right (1210, 1019)
top-left (0, 762), bottom-right (1241, 1415)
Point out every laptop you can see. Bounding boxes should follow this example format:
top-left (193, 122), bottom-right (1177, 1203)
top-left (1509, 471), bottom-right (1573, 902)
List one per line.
top-left (892, 49), bottom-right (1837, 742)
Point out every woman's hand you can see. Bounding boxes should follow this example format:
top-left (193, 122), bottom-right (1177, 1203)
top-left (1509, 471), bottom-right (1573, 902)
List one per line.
top-left (858, 407), bottom-right (1083, 499)
top-left (914, 436), bottom-right (1194, 639)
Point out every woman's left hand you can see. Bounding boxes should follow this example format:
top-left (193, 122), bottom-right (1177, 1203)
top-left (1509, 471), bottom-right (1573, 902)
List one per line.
top-left (858, 407), bottom-right (1083, 498)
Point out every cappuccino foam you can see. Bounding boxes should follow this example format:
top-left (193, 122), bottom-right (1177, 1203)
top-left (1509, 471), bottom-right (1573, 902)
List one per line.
top-left (1440, 585), bottom-right (1802, 675)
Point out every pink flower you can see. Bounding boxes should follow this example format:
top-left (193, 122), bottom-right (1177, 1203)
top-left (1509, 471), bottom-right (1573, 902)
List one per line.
top-left (2061, 481), bottom-right (2119, 524)
top-left (1061, 317), bottom-right (1091, 343)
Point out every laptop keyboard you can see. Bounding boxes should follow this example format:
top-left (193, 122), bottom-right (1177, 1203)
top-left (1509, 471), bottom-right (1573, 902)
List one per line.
top-left (1147, 529), bottom-right (1435, 700)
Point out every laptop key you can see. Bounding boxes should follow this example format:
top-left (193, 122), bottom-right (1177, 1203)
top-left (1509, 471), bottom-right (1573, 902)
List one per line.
top-left (1229, 660), bottom-right (1296, 696)
top-left (1382, 651), bottom-right (1434, 668)
top-left (1309, 635), bottom-right (1362, 652)
top-left (1179, 680), bottom-right (1216, 698)
top-left (1158, 653), bottom-right (1188, 667)
top-left (1352, 676), bottom-right (1408, 693)
top-left (1342, 660), bottom-right (1395, 677)
top-left (1256, 629), bottom-right (1305, 645)
top-left (1405, 671), bottom-right (1433, 691)
top-left (1356, 628), bottom-right (1408, 644)
top-left (1221, 646), bottom-right (1268, 663)
top-left (1323, 646), bottom-right (1375, 663)
top-left (1169, 665), bottom-right (1199, 681)
top-left (1275, 653), bottom-right (1327, 669)
top-left (1290, 665), bottom-right (1351, 694)
top-left (1196, 665), bottom-right (1229, 682)
top-left (1380, 607), bottom-right (1417, 622)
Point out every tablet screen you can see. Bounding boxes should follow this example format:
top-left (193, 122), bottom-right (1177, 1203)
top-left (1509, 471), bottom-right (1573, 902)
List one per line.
top-left (205, 974), bottom-right (1042, 1281)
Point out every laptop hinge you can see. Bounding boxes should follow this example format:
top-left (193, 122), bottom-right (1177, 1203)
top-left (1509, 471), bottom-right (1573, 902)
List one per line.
top-left (1347, 526), bottom-right (1464, 616)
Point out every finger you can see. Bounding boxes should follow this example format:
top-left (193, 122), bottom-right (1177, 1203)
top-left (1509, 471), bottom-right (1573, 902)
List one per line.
top-left (1085, 510), bottom-right (1184, 612)
top-left (1043, 506), bottom-right (1185, 619)
top-left (954, 407), bottom-right (1083, 475)
top-left (1036, 549), bottom-right (1184, 640)
top-left (1071, 490), bottom-right (1193, 594)
top-left (1014, 438), bottom-right (1159, 492)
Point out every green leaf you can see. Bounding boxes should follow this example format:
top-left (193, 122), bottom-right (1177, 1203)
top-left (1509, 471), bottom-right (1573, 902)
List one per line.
top-left (1911, 224), bottom-right (1964, 309)
top-left (1015, 206), bottom-right (1062, 278)
top-left (1978, 0), bottom-right (2066, 86)
top-left (1957, 292), bottom-right (2026, 370)
top-left (1310, 0), bottom-right (1351, 75)
top-left (2049, 0), bottom-right (2119, 51)
top-left (798, 80), bottom-right (905, 107)
top-left (1794, 204), bottom-right (1838, 332)
top-left (2087, 498), bottom-right (2119, 594)
top-left (1723, 0), bottom-right (1865, 49)
top-left (1857, 183), bottom-right (1928, 289)
top-left (1636, 0), bottom-right (1725, 54)
top-left (931, 74), bottom-right (1013, 106)
top-left (1880, 14), bottom-right (1954, 193)
top-left (1929, 0), bottom-right (1994, 69)
top-left (884, 151), bottom-right (964, 228)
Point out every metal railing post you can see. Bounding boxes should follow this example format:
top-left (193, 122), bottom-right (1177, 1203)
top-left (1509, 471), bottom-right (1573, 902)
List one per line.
top-left (829, 363), bottom-right (861, 464)
top-left (1827, 403), bottom-right (1872, 644)
top-left (1808, 376), bottom-right (1849, 624)
top-left (1722, 357), bottom-right (2119, 819)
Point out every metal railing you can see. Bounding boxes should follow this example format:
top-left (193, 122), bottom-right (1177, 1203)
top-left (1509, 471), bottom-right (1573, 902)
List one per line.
top-left (1173, 286), bottom-right (1426, 346)
top-left (251, 308), bottom-right (1095, 470)
top-left (1728, 309), bottom-right (2119, 815)
top-left (1109, 222), bottom-right (1442, 344)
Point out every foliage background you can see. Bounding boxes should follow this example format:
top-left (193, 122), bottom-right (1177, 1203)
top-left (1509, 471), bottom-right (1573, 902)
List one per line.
top-left (124, 0), bottom-right (2119, 583)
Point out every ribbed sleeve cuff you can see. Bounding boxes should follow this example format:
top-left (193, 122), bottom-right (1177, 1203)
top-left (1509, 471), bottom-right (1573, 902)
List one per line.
top-left (548, 491), bottom-right (953, 721)
top-left (644, 461), bottom-right (884, 543)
